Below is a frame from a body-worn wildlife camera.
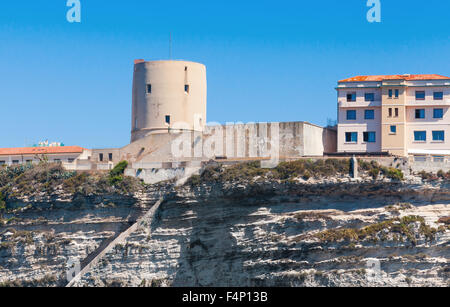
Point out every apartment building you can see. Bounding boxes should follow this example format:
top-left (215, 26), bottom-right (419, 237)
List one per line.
top-left (337, 74), bottom-right (450, 158)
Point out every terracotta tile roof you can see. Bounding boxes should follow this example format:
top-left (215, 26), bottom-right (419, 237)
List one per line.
top-left (339, 74), bottom-right (450, 83)
top-left (0, 146), bottom-right (85, 156)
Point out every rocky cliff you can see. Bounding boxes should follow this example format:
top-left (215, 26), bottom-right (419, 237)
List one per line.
top-left (0, 161), bottom-right (449, 287)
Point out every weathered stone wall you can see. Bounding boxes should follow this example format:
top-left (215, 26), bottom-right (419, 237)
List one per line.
top-left (409, 156), bottom-right (450, 173)
top-left (119, 121), bottom-right (337, 167)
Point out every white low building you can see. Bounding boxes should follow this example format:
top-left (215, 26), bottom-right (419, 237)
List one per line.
top-left (0, 146), bottom-right (90, 167)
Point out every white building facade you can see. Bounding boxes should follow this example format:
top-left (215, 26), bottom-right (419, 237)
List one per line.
top-left (337, 74), bottom-right (450, 158)
top-left (0, 146), bottom-right (90, 168)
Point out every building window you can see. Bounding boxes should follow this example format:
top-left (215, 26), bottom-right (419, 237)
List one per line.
top-left (432, 131), bottom-right (445, 141)
top-left (346, 110), bottom-right (356, 120)
top-left (345, 132), bottom-right (358, 143)
top-left (26, 160), bottom-right (32, 164)
top-left (394, 108), bottom-right (399, 117)
top-left (364, 93), bottom-right (375, 102)
top-left (0, 161), bottom-right (5, 165)
top-left (165, 115), bottom-right (171, 125)
top-left (415, 109), bottom-right (425, 119)
top-left (388, 89), bottom-right (393, 98)
top-left (395, 89), bottom-right (399, 98)
top-left (108, 153), bottom-right (113, 161)
top-left (346, 92), bottom-right (356, 102)
top-left (135, 118), bottom-right (138, 129)
top-left (388, 108), bottom-right (392, 117)
top-left (68, 158), bottom-right (75, 163)
top-left (390, 125), bottom-right (397, 134)
top-left (147, 84), bottom-right (152, 94)
top-left (433, 108), bottom-right (444, 119)
top-left (414, 155), bottom-right (427, 162)
top-left (414, 131), bottom-right (427, 142)
top-left (99, 153), bottom-right (104, 162)
top-left (364, 110), bottom-right (375, 120)
top-left (184, 84), bottom-right (190, 94)
top-left (433, 156), bottom-right (445, 163)
top-left (415, 91), bottom-right (425, 100)
top-left (54, 159), bottom-right (61, 163)
top-left (12, 160), bottom-right (19, 165)
top-left (363, 131), bottom-right (376, 143)
top-left (433, 92), bottom-right (444, 100)
top-left (184, 66), bottom-right (188, 71)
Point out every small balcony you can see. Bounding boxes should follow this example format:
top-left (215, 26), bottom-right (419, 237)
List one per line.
top-left (338, 100), bottom-right (381, 108)
top-left (406, 98), bottom-right (450, 107)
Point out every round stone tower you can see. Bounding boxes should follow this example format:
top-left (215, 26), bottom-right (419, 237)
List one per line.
top-left (131, 60), bottom-right (207, 142)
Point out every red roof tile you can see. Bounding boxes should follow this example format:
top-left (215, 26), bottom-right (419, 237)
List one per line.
top-left (0, 146), bottom-right (85, 156)
top-left (339, 74), bottom-right (450, 83)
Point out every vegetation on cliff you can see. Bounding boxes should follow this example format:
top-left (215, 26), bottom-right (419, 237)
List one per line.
top-left (314, 215), bottom-right (446, 244)
top-left (186, 159), bottom-right (406, 186)
top-left (358, 160), bottom-right (404, 180)
top-left (0, 161), bottom-right (142, 201)
top-left (186, 159), bottom-right (351, 185)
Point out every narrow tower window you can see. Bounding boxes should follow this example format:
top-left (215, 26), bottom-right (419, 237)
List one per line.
top-left (165, 115), bottom-right (171, 125)
top-left (184, 84), bottom-right (190, 94)
top-left (99, 153), bottom-right (104, 162)
top-left (147, 84), bottom-right (152, 94)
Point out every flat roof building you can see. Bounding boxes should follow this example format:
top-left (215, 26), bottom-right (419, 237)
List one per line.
top-left (337, 74), bottom-right (450, 157)
top-left (0, 146), bottom-right (89, 167)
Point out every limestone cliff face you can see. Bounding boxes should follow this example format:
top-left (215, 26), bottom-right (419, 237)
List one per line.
top-left (1, 180), bottom-right (449, 287)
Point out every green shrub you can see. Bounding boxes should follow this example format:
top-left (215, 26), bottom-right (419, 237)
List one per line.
top-left (185, 174), bottom-right (202, 186)
top-left (110, 161), bottom-right (128, 177)
top-left (386, 168), bottom-right (404, 181)
top-left (0, 192), bottom-right (5, 218)
top-left (106, 161), bottom-right (129, 187)
top-left (108, 175), bottom-right (124, 186)
top-left (302, 170), bottom-right (311, 181)
top-left (369, 168), bottom-right (380, 179)
top-left (417, 170), bottom-right (450, 181)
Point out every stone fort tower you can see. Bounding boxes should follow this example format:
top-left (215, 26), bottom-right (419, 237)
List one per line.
top-left (131, 60), bottom-right (207, 142)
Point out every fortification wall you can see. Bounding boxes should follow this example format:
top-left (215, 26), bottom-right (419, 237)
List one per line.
top-left (124, 121), bottom-right (336, 166)
top-left (78, 122), bottom-right (337, 174)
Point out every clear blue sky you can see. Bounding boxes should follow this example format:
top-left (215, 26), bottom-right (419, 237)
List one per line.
top-left (0, 0), bottom-right (449, 148)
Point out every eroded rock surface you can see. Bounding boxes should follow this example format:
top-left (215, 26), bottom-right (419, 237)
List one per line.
top-left (1, 180), bottom-right (449, 287)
